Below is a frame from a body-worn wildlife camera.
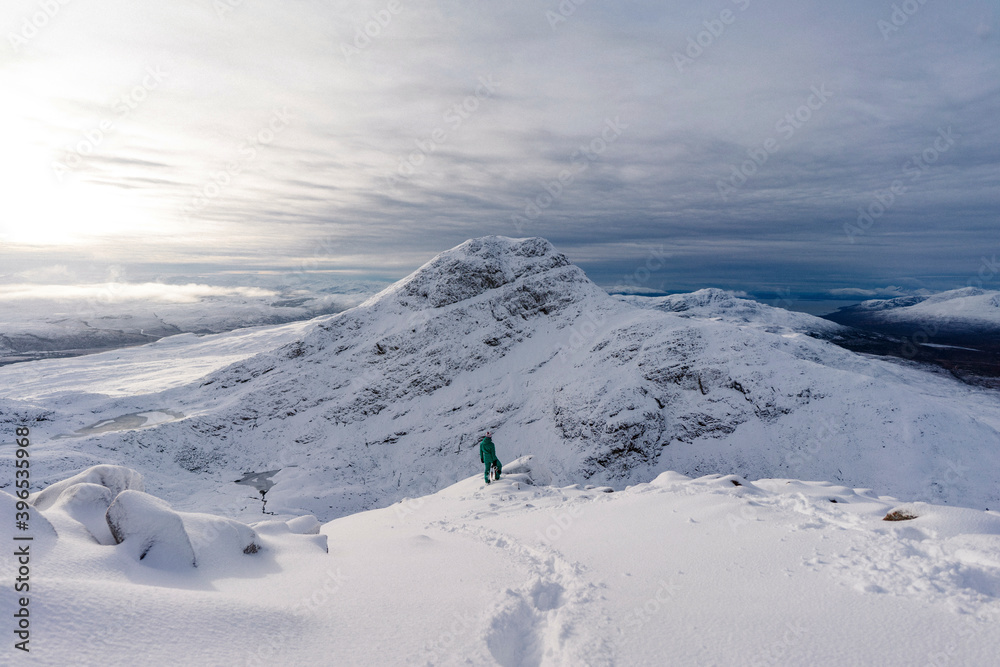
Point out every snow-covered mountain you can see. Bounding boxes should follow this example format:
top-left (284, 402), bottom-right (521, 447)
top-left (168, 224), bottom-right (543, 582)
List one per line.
top-left (822, 287), bottom-right (1000, 384)
top-left (825, 287), bottom-right (1000, 331)
top-left (2, 237), bottom-right (999, 522)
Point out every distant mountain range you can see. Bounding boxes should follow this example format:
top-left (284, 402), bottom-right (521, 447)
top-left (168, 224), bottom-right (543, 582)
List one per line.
top-left (822, 287), bottom-right (1000, 385)
top-left (0, 283), bottom-right (378, 365)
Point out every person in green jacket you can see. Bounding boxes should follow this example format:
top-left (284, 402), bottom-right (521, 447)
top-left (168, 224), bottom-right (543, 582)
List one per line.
top-left (479, 431), bottom-right (502, 484)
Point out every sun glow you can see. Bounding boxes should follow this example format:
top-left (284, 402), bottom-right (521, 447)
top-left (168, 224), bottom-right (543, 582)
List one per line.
top-left (0, 70), bottom-right (170, 247)
top-left (3, 177), bottom-right (154, 246)
top-left (2, 128), bottom-right (163, 246)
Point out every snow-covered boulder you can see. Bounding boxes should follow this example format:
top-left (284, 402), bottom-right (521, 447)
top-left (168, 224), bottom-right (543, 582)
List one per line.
top-left (0, 489), bottom-right (58, 551)
top-left (503, 455), bottom-right (553, 486)
top-left (251, 516), bottom-right (328, 553)
top-left (50, 482), bottom-right (116, 544)
top-left (31, 464), bottom-right (143, 511)
top-left (179, 512), bottom-right (262, 568)
top-left (106, 490), bottom-right (197, 569)
top-left (103, 487), bottom-right (266, 569)
top-left (286, 514), bottom-right (321, 535)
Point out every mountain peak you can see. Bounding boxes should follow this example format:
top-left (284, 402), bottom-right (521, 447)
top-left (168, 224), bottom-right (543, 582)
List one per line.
top-left (375, 236), bottom-right (575, 309)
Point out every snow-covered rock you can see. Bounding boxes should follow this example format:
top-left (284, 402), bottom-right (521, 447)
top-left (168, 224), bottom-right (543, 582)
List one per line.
top-left (102, 486), bottom-right (270, 569)
top-left (178, 511), bottom-right (263, 567)
top-left (285, 514), bottom-right (321, 535)
top-left (50, 482), bottom-right (116, 544)
top-left (30, 464), bottom-right (143, 511)
top-left (106, 490), bottom-right (198, 569)
top-left (0, 488), bottom-right (58, 550)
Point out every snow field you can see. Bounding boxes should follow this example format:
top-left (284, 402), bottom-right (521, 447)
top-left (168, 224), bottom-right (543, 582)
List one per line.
top-left (4, 458), bottom-right (1000, 665)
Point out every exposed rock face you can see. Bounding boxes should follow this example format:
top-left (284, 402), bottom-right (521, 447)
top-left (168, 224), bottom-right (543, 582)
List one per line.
top-left (391, 237), bottom-right (574, 309)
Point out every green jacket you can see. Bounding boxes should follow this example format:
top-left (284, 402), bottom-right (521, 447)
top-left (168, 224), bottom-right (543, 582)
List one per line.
top-left (479, 436), bottom-right (498, 463)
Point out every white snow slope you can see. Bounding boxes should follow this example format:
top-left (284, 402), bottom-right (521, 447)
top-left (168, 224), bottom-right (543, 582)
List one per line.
top-left (1, 236), bottom-right (998, 523)
top-left (3, 458), bottom-right (999, 666)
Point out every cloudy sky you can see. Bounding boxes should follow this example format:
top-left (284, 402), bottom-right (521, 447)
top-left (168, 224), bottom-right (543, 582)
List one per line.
top-left (1, 0), bottom-right (997, 308)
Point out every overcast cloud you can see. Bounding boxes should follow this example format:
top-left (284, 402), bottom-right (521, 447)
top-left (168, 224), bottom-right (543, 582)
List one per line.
top-left (1, 0), bottom-right (997, 302)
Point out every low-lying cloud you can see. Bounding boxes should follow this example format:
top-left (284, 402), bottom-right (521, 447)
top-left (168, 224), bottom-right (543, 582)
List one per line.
top-left (0, 283), bottom-right (278, 305)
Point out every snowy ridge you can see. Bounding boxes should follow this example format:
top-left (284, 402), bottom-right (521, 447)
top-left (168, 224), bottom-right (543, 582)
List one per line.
top-left (1, 236), bottom-right (999, 522)
top-left (617, 288), bottom-right (846, 334)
